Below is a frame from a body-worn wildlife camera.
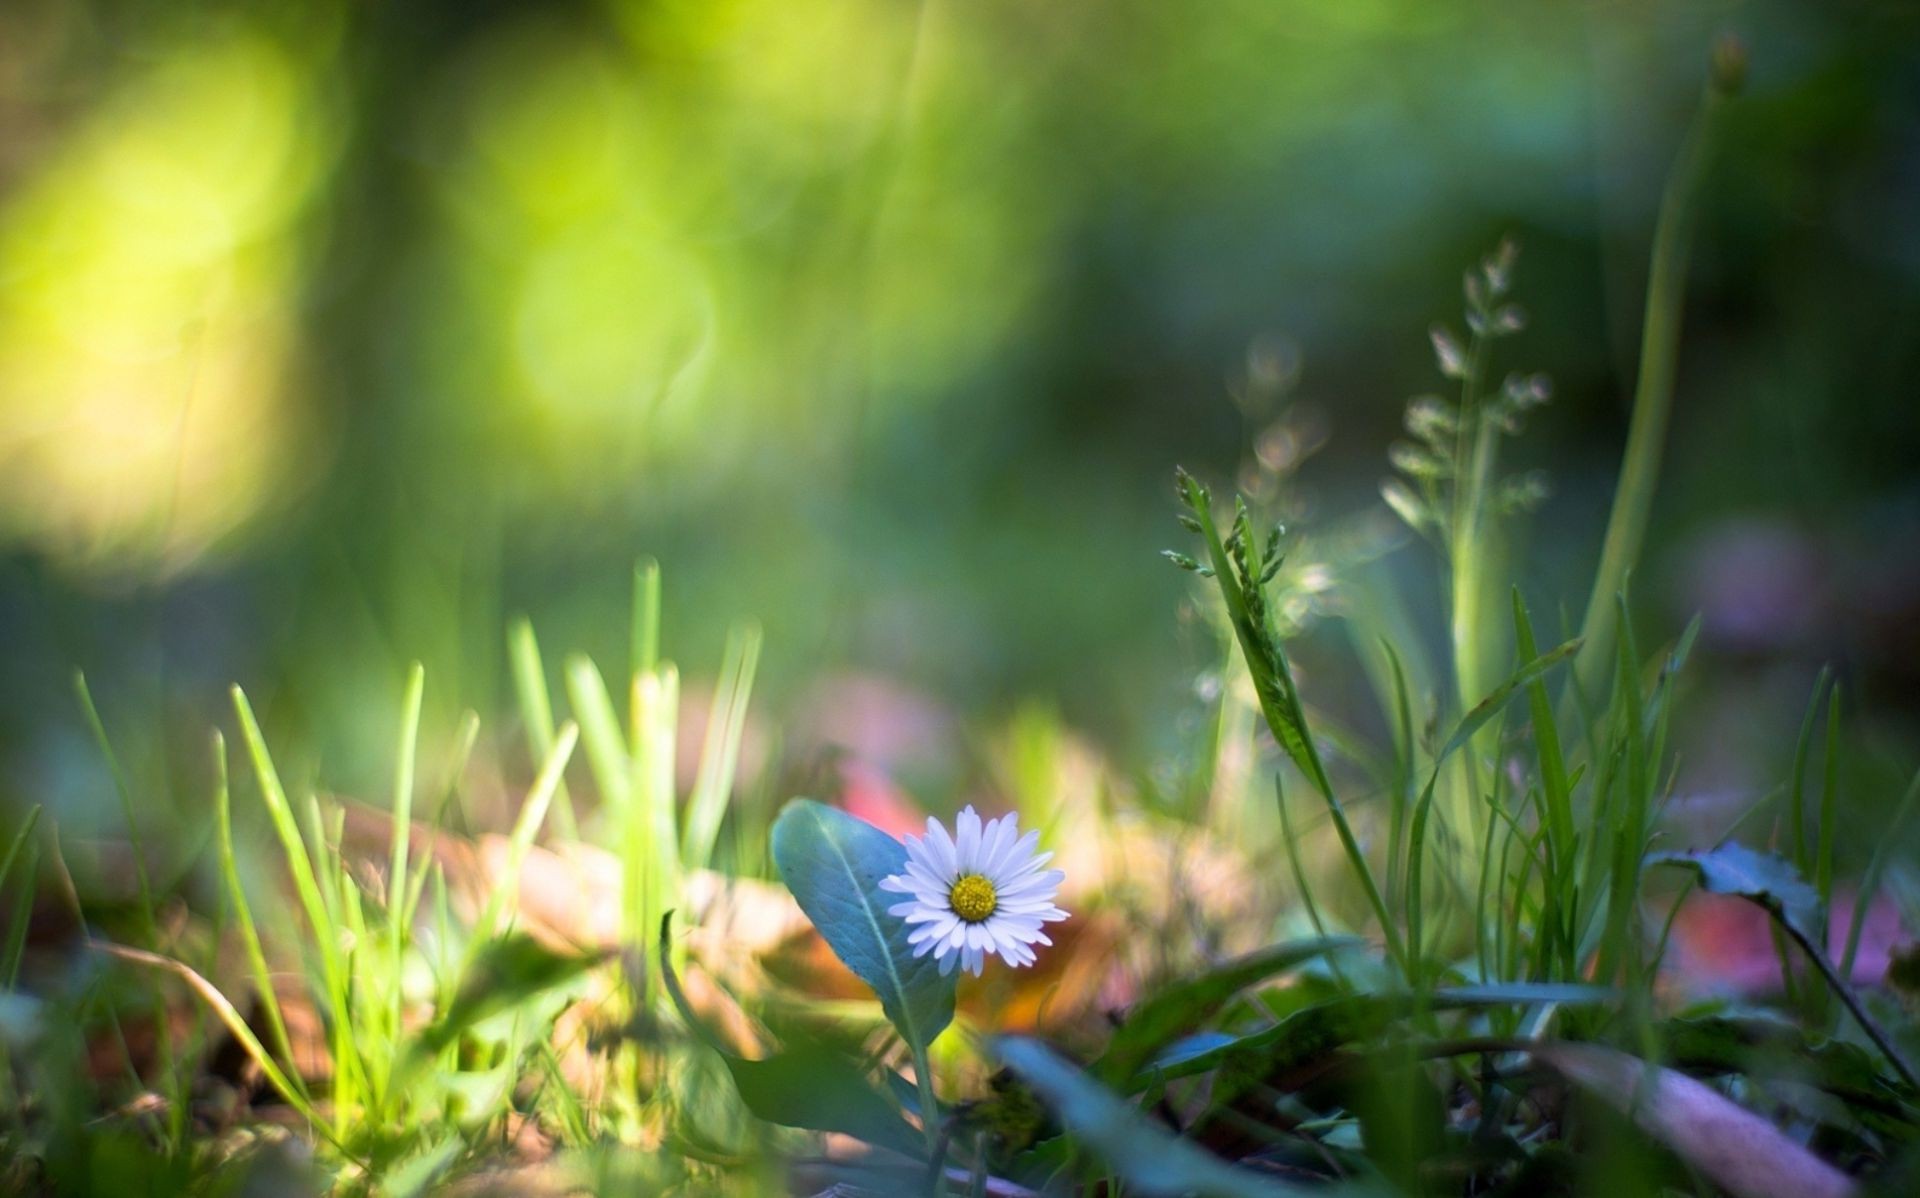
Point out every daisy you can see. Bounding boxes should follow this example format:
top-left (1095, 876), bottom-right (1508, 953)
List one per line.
top-left (880, 805), bottom-right (1069, 977)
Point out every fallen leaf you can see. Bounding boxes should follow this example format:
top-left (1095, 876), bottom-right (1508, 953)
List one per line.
top-left (1532, 1042), bottom-right (1855, 1198)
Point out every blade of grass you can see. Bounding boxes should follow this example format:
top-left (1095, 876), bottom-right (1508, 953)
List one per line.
top-left (566, 654), bottom-right (630, 815)
top-left (381, 663), bottom-right (426, 1108)
top-left (387, 663), bottom-right (426, 923)
top-left (0, 807), bottom-right (41, 988)
top-left (633, 558), bottom-right (662, 681)
top-left (683, 621), bottom-right (763, 873)
top-left (402, 710), bottom-right (481, 931)
top-left (509, 618), bottom-right (577, 841)
top-left (231, 685), bottom-right (357, 1137)
top-left (1841, 767), bottom-right (1920, 981)
top-left (1786, 669), bottom-right (1833, 890)
top-left (210, 731), bottom-right (308, 1107)
top-left (73, 673), bottom-right (182, 1135)
top-left (460, 722), bottom-right (579, 965)
top-left (1573, 55), bottom-right (1741, 697)
top-left (631, 665), bottom-right (681, 988)
top-left (92, 940), bottom-right (341, 1150)
top-left (1814, 683), bottom-right (1841, 946)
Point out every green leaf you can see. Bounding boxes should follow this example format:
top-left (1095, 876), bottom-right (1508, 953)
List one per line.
top-left (994, 1037), bottom-right (1378, 1197)
top-left (1653, 844), bottom-right (1920, 1089)
top-left (706, 1039), bottom-right (922, 1157)
top-left (409, 934), bottom-right (604, 1064)
top-left (659, 912), bottom-right (923, 1157)
top-left (1142, 985), bottom-right (1616, 1091)
top-left (1661, 1013), bottom-right (1918, 1128)
top-left (1090, 936), bottom-right (1358, 1086)
top-left (771, 799), bottom-right (956, 1048)
top-left (1648, 844), bottom-right (1823, 946)
top-left (1437, 982), bottom-right (1617, 1007)
top-left (1437, 635), bottom-right (1580, 763)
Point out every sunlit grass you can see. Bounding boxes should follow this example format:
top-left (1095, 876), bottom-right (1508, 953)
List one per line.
top-left (0, 32), bottom-right (1915, 1198)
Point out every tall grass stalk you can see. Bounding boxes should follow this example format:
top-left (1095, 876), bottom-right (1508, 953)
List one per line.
top-left (1572, 51), bottom-right (1741, 698)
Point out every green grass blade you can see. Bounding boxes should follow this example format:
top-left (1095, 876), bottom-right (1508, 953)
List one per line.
top-left (231, 685), bottom-right (356, 1132)
top-left (0, 807), bottom-right (41, 916)
top-left (72, 676), bottom-right (164, 949)
top-left (0, 807), bottom-right (42, 988)
top-left (402, 709), bottom-right (481, 931)
top-left (210, 731), bottom-right (307, 1105)
top-left (630, 665), bottom-right (680, 975)
top-left (508, 618), bottom-right (577, 840)
top-left (565, 654), bottom-right (630, 814)
top-left (633, 557), bottom-right (662, 681)
top-left (464, 721), bottom-right (579, 957)
top-left (388, 663), bottom-right (426, 919)
top-left (1841, 767), bottom-right (1920, 980)
top-left (1573, 67), bottom-right (1739, 698)
top-left (95, 940), bottom-right (339, 1151)
top-left (1786, 668), bottom-right (1832, 886)
top-left (682, 621), bottom-right (762, 873)
top-left (73, 673), bottom-right (180, 1122)
top-left (1814, 683), bottom-right (1841, 941)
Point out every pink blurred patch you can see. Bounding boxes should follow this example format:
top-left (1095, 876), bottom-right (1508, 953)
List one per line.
top-left (797, 672), bottom-right (957, 776)
top-left (1662, 887), bottom-right (1907, 996)
top-left (835, 757), bottom-right (926, 841)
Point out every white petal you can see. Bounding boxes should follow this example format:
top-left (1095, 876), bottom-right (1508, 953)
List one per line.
top-left (979, 814), bottom-right (1016, 877)
top-left (904, 836), bottom-right (940, 876)
top-left (879, 875), bottom-right (914, 894)
top-left (938, 950), bottom-right (957, 976)
top-left (903, 861), bottom-right (952, 894)
top-left (996, 875), bottom-right (1063, 901)
top-left (924, 818), bottom-right (959, 874)
top-left (955, 806), bottom-right (982, 871)
top-left (1000, 829), bottom-right (1041, 868)
top-left (1004, 850), bottom-right (1055, 881)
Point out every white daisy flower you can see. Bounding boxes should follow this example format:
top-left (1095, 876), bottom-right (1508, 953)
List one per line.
top-left (879, 805), bottom-right (1069, 978)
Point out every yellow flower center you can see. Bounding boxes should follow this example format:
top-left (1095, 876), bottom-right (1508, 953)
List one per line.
top-left (949, 874), bottom-right (998, 923)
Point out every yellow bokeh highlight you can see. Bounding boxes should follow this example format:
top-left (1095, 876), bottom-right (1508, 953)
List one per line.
top-left (410, 3), bottom-right (1056, 503)
top-left (0, 32), bottom-right (330, 576)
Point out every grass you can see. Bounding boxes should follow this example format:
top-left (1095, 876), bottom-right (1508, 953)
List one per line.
top-left (0, 39), bottom-right (1916, 1198)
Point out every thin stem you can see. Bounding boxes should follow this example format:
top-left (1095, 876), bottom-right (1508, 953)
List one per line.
top-left (1775, 912), bottom-right (1920, 1091)
top-left (910, 1037), bottom-right (947, 1196)
top-left (1573, 74), bottom-right (1735, 698)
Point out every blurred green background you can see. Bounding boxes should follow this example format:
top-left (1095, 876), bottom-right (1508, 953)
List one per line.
top-left (1, 0), bottom-right (1917, 850)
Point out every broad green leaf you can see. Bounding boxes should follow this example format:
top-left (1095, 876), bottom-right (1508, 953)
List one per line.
top-left (1661, 1013), bottom-right (1918, 1129)
top-left (1653, 844), bottom-right (1920, 1089)
top-left (660, 912), bottom-right (923, 1157)
top-left (994, 1037), bottom-right (1378, 1198)
top-left (1091, 936), bottom-right (1358, 1086)
top-left (1146, 985), bottom-right (1617, 1091)
top-left (409, 934), bottom-right (604, 1063)
top-left (1649, 844), bottom-right (1823, 946)
top-left (1437, 982), bottom-right (1617, 1006)
top-left (770, 798), bottom-right (956, 1047)
top-left (377, 1135), bottom-right (463, 1198)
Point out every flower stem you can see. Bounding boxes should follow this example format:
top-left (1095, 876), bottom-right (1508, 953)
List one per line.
top-left (910, 1037), bottom-right (947, 1196)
